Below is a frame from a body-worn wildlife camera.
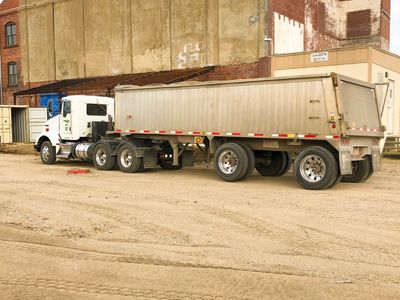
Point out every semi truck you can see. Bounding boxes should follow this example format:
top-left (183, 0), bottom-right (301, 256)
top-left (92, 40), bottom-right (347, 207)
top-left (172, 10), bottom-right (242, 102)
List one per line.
top-left (34, 73), bottom-right (384, 190)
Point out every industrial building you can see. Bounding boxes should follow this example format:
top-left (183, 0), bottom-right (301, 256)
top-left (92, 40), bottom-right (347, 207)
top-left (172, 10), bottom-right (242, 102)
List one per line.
top-left (0, 0), bottom-right (391, 106)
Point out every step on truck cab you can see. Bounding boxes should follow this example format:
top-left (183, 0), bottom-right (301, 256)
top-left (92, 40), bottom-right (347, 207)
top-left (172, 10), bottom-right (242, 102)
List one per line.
top-left (35, 73), bottom-right (384, 190)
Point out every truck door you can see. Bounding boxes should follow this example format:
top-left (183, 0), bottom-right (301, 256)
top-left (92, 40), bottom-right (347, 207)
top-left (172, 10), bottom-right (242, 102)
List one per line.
top-left (60, 100), bottom-right (72, 139)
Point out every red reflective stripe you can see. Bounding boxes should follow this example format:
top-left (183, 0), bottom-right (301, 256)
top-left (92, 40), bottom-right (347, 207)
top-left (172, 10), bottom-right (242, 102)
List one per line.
top-left (159, 130), bottom-right (166, 134)
top-left (115, 129), bottom-right (122, 133)
top-left (254, 133), bottom-right (264, 137)
top-left (176, 131), bottom-right (183, 134)
top-left (232, 132), bottom-right (241, 136)
top-left (304, 134), bottom-right (317, 138)
top-left (279, 134), bottom-right (288, 138)
top-left (212, 132), bottom-right (220, 135)
top-left (193, 131), bottom-right (201, 135)
top-left (143, 130), bottom-right (150, 133)
top-left (333, 136), bottom-right (340, 139)
top-left (129, 130), bottom-right (136, 133)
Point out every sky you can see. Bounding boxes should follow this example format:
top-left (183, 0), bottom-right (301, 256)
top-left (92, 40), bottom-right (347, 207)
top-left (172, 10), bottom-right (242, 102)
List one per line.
top-left (391, 0), bottom-right (400, 55)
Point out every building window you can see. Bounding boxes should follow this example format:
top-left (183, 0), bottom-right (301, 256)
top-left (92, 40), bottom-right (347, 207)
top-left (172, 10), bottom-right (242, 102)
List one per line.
top-left (8, 62), bottom-right (18, 87)
top-left (5, 22), bottom-right (17, 47)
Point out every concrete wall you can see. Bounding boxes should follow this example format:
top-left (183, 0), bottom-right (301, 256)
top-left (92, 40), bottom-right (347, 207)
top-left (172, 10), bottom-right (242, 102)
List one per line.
top-left (19, 0), bottom-right (266, 84)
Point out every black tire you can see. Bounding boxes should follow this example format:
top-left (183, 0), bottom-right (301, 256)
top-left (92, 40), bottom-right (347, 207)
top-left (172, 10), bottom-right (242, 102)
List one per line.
top-left (294, 146), bottom-right (339, 190)
top-left (281, 152), bottom-right (292, 176)
top-left (117, 143), bottom-right (143, 173)
top-left (341, 156), bottom-right (373, 183)
top-left (214, 143), bottom-right (249, 182)
top-left (92, 142), bottom-right (116, 171)
top-left (40, 141), bottom-right (56, 165)
top-left (239, 143), bottom-right (255, 180)
top-left (255, 151), bottom-right (289, 177)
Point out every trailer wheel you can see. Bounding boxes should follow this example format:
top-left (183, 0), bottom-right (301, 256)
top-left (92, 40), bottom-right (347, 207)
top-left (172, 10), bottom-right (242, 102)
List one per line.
top-left (117, 143), bottom-right (143, 173)
top-left (294, 146), bottom-right (339, 190)
top-left (214, 143), bottom-right (249, 182)
top-left (341, 156), bottom-right (372, 183)
top-left (239, 143), bottom-right (255, 179)
top-left (93, 143), bottom-right (116, 171)
top-left (40, 141), bottom-right (56, 165)
top-left (255, 151), bottom-right (290, 177)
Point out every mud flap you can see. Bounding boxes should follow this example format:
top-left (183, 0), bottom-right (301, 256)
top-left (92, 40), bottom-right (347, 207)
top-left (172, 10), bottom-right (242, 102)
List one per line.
top-left (371, 148), bottom-right (382, 171)
top-left (339, 150), bottom-right (353, 175)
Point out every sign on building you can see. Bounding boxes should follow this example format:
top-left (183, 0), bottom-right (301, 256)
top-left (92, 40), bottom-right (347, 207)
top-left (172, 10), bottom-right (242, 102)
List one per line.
top-left (311, 52), bottom-right (329, 62)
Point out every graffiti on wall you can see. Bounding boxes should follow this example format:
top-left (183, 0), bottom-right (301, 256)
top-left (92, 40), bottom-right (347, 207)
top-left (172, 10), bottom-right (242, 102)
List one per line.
top-left (177, 42), bottom-right (204, 69)
top-left (107, 46), bottom-right (126, 75)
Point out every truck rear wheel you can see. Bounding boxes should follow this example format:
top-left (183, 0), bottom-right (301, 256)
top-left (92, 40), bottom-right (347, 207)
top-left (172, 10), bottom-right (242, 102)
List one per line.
top-left (117, 143), bottom-right (143, 173)
top-left (40, 141), bottom-right (56, 165)
top-left (214, 143), bottom-right (249, 182)
top-left (255, 151), bottom-right (291, 177)
top-left (239, 143), bottom-right (255, 179)
top-left (294, 146), bottom-right (339, 190)
top-left (93, 143), bottom-right (116, 171)
top-left (342, 156), bottom-right (372, 183)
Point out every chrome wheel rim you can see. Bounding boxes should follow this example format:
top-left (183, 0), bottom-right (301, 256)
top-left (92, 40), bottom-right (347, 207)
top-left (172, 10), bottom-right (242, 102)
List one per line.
top-left (300, 155), bottom-right (326, 183)
top-left (120, 149), bottom-right (133, 168)
top-left (95, 148), bottom-right (107, 166)
top-left (41, 145), bottom-right (50, 161)
top-left (218, 150), bottom-right (238, 174)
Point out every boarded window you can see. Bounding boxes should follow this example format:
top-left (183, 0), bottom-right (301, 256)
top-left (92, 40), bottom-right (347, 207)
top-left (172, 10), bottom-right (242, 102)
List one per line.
top-left (347, 9), bottom-right (371, 38)
top-left (87, 104), bottom-right (107, 116)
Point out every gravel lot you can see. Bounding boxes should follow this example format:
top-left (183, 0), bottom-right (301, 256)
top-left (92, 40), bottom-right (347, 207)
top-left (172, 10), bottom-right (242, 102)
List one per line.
top-left (0, 153), bottom-right (399, 299)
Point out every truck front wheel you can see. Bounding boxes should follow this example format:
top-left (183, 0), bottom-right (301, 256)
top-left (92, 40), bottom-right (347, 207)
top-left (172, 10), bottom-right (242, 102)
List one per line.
top-left (294, 146), bottom-right (339, 190)
top-left (40, 141), bottom-right (56, 165)
top-left (342, 156), bottom-right (373, 183)
top-left (93, 143), bottom-right (116, 171)
top-left (117, 143), bottom-right (143, 173)
top-left (214, 143), bottom-right (249, 182)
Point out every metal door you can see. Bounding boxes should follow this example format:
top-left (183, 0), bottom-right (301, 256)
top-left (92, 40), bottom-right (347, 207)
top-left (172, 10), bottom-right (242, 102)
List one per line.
top-left (29, 108), bottom-right (47, 142)
top-left (387, 80), bottom-right (394, 135)
top-left (0, 107), bottom-right (12, 143)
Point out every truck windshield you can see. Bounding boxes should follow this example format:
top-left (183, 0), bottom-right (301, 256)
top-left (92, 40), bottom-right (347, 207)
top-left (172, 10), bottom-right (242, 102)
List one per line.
top-left (87, 104), bottom-right (107, 116)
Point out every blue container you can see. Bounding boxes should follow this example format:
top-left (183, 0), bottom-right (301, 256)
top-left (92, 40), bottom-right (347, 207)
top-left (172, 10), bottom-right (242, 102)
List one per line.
top-left (40, 93), bottom-right (64, 119)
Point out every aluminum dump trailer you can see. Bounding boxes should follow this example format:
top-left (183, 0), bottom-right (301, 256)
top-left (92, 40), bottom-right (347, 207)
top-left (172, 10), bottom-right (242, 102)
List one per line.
top-left (110, 73), bottom-right (383, 189)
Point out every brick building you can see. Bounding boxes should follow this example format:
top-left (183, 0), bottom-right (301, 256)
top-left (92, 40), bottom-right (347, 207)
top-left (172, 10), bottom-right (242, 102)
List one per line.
top-left (0, 0), bottom-right (391, 106)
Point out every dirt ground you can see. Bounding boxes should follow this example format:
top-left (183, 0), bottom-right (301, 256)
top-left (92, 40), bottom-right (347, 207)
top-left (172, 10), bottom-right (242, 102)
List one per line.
top-left (0, 153), bottom-right (399, 299)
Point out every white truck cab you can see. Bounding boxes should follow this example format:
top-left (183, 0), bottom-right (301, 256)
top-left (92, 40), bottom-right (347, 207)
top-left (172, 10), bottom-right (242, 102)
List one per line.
top-left (35, 95), bottom-right (114, 163)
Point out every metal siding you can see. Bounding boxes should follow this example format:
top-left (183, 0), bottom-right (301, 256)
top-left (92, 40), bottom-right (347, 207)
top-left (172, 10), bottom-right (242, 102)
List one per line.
top-left (29, 108), bottom-right (47, 142)
top-left (115, 77), bottom-right (332, 135)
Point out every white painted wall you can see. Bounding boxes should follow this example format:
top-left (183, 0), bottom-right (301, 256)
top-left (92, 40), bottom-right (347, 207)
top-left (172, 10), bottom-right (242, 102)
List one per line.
top-left (274, 12), bottom-right (304, 54)
top-left (274, 63), bottom-right (369, 82)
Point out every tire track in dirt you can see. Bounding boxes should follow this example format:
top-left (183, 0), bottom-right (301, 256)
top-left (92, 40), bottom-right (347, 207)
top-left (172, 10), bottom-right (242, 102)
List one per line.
top-left (200, 206), bottom-right (400, 266)
top-left (1, 239), bottom-right (400, 285)
top-left (0, 276), bottom-right (230, 299)
top-left (1, 190), bottom-right (192, 246)
top-left (0, 239), bottom-right (311, 278)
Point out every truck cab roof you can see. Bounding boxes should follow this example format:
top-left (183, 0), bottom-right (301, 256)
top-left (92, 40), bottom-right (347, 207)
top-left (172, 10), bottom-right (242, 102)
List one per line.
top-left (62, 95), bottom-right (114, 104)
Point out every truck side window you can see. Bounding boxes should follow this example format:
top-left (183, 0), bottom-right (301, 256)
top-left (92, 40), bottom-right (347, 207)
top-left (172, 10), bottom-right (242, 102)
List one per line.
top-left (63, 101), bottom-right (71, 117)
top-left (87, 104), bottom-right (107, 116)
